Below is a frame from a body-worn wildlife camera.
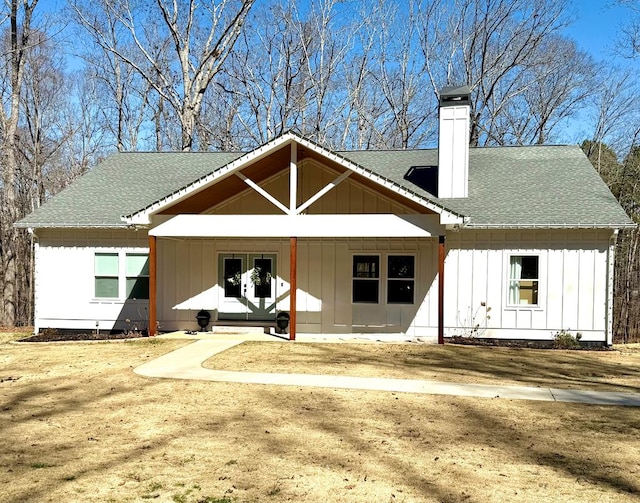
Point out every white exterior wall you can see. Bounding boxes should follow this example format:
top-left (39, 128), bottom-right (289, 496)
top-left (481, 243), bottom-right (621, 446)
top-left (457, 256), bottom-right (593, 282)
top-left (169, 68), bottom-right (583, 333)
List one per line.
top-left (32, 227), bottom-right (614, 343)
top-left (444, 229), bottom-right (613, 342)
top-left (34, 229), bottom-right (149, 332)
top-left (155, 237), bottom-right (439, 337)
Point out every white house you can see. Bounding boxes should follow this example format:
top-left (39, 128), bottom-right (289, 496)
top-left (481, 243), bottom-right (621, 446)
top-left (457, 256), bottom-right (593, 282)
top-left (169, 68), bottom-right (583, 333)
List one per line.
top-left (17, 87), bottom-right (634, 344)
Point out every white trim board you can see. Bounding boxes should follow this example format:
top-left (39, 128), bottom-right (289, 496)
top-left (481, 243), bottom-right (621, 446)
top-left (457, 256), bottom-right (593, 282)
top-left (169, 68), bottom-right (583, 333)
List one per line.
top-left (149, 214), bottom-right (444, 238)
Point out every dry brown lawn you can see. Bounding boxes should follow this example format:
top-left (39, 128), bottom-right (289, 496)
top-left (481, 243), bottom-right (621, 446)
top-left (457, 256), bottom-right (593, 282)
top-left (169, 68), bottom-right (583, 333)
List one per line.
top-left (1, 333), bottom-right (639, 503)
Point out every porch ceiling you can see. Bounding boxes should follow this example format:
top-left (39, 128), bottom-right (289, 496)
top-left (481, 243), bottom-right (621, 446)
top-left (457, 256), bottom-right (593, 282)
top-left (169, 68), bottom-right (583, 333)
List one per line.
top-left (149, 214), bottom-right (444, 238)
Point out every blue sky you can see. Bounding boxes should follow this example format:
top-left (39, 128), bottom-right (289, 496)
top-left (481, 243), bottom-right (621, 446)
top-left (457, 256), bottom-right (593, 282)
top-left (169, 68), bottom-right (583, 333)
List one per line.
top-left (564, 0), bottom-right (630, 62)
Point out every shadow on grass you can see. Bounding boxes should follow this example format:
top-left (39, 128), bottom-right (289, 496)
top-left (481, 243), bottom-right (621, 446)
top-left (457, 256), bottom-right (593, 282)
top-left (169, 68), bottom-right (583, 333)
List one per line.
top-left (2, 340), bottom-right (639, 502)
top-left (208, 341), bottom-right (640, 393)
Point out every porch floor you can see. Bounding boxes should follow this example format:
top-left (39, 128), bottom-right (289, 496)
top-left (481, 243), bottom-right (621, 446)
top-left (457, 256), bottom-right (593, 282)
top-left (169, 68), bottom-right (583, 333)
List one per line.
top-left (157, 329), bottom-right (430, 343)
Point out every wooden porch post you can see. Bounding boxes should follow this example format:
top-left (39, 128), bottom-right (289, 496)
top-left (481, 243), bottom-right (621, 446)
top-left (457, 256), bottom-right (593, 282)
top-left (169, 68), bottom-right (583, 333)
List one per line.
top-left (438, 235), bottom-right (445, 345)
top-left (289, 236), bottom-right (297, 341)
top-left (149, 235), bottom-right (157, 337)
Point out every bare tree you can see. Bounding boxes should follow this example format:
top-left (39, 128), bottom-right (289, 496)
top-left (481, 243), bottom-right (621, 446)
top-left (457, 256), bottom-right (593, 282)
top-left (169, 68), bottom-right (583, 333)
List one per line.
top-left (419, 0), bottom-right (571, 146)
top-left (0, 0), bottom-right (39, 327)
top-left (489, 36), bottom-right (596, 146)
top-left (72, 0), bottom-right (255, 151)
top-left (617, 0), bottom-right (640, 59)
top-left (369, 0), bottom-right (434, 148)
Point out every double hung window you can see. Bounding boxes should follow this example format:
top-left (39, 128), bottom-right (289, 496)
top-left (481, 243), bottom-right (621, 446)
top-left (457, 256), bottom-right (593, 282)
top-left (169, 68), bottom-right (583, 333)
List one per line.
top-left (352, 255), bottom-right (379, 303)
top-left (508, 255), bottom-right (539, 305)
top-left (95, 253), bottom-right (119, 298)
top-left (126, 254), bottom-right (150, 299)
top-left (352, 254), bottom-right (415, 304)
top-left (387, 256), bottom-right (415, 304)
top-left (94, 252), bottom-right (149, 300)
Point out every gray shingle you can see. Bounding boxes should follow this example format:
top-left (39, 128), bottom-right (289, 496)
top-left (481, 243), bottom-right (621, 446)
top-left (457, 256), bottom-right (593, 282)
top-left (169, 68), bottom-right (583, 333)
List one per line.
top-left (16, 142), bottom-right (633, 229)
top-left (342, 145), bottom-right (633, 228)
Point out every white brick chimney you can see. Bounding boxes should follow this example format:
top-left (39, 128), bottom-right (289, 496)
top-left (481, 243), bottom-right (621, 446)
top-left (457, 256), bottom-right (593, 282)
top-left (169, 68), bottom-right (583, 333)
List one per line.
top-left (438, 86), bottom-right (471, 198)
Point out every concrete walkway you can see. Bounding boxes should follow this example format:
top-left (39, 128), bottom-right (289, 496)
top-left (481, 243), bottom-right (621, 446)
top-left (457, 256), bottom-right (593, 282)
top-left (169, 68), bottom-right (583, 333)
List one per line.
top-left (134, 338), bottom-right (640, 407)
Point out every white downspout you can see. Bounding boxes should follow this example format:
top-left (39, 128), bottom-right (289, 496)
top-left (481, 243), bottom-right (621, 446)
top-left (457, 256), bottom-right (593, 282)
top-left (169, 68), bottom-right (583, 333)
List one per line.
top-left (28, 228), bottom-right (39, 334)
top-left (606, 229), bottom-right (619, 346)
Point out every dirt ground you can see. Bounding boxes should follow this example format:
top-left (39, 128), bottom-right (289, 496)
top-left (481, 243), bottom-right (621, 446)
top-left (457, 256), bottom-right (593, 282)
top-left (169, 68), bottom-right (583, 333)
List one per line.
top-left (1, 335), bottom-right (639, 503)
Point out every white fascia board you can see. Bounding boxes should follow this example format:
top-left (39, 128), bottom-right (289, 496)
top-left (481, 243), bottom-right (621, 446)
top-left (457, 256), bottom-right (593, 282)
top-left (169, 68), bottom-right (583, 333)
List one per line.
top-left (149, 214), bottom-right (445, 238)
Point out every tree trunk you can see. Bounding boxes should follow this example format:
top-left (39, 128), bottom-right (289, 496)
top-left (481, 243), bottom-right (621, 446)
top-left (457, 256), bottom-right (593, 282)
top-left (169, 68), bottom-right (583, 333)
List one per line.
top-left (0, 0), bottom-right (38, 327)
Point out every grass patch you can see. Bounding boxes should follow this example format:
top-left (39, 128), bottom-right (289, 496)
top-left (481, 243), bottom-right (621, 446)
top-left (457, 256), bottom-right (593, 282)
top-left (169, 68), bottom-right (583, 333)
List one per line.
top-left (0, 338), bottom-right (638, 502)
top-left (204, 341), bottom-right (640, 392)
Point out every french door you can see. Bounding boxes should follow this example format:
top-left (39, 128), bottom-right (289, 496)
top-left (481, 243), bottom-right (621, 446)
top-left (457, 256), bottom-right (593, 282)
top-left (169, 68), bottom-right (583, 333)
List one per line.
top-left (218, 253), bottom-right (277, 321)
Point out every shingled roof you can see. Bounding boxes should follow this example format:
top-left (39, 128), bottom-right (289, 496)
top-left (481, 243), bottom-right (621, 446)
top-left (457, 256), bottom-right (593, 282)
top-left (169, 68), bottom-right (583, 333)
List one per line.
top-left (16, 136), bottom-right (633, 230)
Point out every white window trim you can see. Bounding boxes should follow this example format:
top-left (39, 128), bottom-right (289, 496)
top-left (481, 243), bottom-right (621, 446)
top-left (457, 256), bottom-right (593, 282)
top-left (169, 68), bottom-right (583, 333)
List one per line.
top-left (505, 253), bottom-right (543, 310)
top-left (352, 254), bottom-right (381, 304)
top-left (92, 249), bottom-right (150, 302)
top-left (351, 253), bottom-right (417, 305)
top-left (387, 254), bottom-right (416, 305)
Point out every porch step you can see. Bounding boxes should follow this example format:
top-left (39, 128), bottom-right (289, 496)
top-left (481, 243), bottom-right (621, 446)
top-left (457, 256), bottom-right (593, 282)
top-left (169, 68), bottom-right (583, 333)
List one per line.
top-left (208, 324), bottom-right (273, 335)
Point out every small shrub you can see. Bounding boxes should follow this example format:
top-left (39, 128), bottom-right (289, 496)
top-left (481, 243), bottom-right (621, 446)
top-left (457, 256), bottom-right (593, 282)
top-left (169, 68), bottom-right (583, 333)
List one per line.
top-left (553, 329), bottom-right (582, 349)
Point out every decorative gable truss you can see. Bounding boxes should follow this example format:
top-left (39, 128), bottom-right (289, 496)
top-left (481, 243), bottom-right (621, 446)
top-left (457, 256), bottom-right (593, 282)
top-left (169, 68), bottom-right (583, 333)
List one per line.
top-left (122, 132), bottom-right (466, 234)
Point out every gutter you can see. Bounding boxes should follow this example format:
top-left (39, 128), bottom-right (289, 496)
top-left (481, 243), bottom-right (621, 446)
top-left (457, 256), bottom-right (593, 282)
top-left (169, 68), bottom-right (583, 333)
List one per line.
top-left (14, 223), bottom-right (133, 230)
top-left (462, 223), bottom-right (637, 230)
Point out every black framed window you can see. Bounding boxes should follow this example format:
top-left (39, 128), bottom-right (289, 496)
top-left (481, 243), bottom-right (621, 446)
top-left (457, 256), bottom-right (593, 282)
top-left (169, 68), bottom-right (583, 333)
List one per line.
top-left (387, 255), bottom-right (415, 304)
top-left (352, 255), bottom-right (379, 303)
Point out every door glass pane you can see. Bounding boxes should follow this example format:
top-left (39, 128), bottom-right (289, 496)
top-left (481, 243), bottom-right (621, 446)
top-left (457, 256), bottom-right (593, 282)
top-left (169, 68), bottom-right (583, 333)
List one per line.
top-left (252, 258), bottom-right (272, 299)
top-left (224, 258), bottom-right (243, 298)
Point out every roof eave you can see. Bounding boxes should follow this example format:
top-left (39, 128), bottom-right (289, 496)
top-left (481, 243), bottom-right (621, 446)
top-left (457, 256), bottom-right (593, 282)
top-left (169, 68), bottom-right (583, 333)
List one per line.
top-left (14, 222), bottom-right (130, 230)
top-left (463, 223), bottom-right (637, 230)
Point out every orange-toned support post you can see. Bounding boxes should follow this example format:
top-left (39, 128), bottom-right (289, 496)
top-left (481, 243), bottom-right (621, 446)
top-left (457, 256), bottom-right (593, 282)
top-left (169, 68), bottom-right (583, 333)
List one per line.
top-left (289, 236), bottom-right (297, 341)
top-left (438, 235), bottom-right (445, 345)
top-left (149, 235), bottom-right (157, 337)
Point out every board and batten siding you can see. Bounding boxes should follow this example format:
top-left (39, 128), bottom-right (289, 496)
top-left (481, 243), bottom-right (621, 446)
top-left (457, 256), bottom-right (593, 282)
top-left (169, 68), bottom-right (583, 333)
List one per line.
top-left (444, 229), bottom-right (613, 342)
top-left (33, 227), bottom-right (614, 343)
top-left (33, 229), bottom-right (149, 332)
top-left (206, 159), bottom-right (415, 216)
top-left (155, 237), bottom-right (439, 335)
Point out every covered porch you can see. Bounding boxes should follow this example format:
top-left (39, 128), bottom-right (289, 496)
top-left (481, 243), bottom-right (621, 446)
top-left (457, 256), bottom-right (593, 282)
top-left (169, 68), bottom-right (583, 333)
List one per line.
top-left (146, 214), bottom-right (447, 342)
top-left (122, 134), bottom-right (461, 342)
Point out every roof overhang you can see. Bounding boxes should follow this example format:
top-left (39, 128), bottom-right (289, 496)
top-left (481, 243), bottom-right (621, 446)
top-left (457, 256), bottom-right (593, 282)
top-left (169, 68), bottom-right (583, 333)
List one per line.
top-left (122, 132), bottom-right (466, 227)
top-left (149, 214), bottom-right (445, 238)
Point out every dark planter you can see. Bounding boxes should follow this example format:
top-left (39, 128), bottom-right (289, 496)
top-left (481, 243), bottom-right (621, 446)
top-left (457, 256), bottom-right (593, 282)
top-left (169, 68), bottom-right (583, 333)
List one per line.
top-left (195, 310), bottom-right (211, 332)
top-left (275, 311), bottom-right (290, 334)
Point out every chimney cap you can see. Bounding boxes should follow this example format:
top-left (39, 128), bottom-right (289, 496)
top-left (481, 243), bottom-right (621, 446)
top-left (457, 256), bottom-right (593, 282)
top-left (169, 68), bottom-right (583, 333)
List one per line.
top-left (439, 85), bottom-right (471, 107)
